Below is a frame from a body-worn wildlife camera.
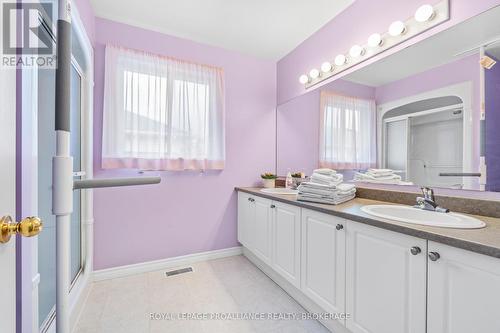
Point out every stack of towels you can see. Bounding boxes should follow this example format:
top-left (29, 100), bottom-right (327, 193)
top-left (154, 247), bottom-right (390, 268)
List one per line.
top-left (297, 169), bottom-right (356, 205)
top-left (354, 169), bottom-right (403, 184)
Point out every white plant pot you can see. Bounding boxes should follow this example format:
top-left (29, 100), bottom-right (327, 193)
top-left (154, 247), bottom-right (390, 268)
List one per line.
top-left (262, 179), bottom-right (276, 188)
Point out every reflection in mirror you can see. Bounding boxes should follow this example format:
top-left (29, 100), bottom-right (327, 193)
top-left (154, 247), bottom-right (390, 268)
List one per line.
top-left (277, 5), bottom-right (500, 192)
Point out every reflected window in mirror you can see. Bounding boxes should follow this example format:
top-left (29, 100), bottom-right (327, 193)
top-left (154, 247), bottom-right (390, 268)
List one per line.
top-left (319, 92), bottom-right (376, 170)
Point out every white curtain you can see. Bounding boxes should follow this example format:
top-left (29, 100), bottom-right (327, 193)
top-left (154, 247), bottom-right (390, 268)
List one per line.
top-left (319, 91), bottom-right (376, 169)
top-left (102, 45), bottom-right (225, 170)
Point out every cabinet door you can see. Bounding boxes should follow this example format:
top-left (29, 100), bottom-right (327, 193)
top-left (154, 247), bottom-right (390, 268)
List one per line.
top-left (272, 201), bottom-right (301, 288)
top-left (301, 210), bottom-right (346, 320)
top-left (427, 241), bottom-right (500, 333)
top-left (346, 221), bottom-right (426, 333)
top-left (237, 192), bottom-right (254, 248)
top-left (253, 196), bottom-right (272, 264)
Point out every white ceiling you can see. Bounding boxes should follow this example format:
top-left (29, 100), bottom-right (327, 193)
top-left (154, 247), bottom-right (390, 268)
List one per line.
top-left (345, 5), bottom-right (500, 87)
top-left (89, 0), bottom-right (354, 60)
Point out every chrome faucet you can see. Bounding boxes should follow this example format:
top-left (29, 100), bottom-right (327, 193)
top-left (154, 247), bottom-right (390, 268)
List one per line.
top-left (415, 187), bottom-right (449, 213)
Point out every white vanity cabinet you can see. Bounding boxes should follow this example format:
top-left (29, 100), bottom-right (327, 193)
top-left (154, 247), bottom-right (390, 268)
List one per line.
top-left (237, 192), bottom-right (500, 333)
top-left (272, 201), bottom-right (301, 288)
top-left (301, 210), bottom-right (346, 319)
top-left (252, 196), bottom-right (273, 265)
top-left (427, 241), bottom-right (500, 333)
top-left (345, 221), bottom-right (427, 333)
top-left (237, 192), bottom-right (255, 248)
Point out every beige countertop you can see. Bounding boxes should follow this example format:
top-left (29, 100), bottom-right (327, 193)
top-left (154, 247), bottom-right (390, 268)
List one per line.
top-left (236, 187), bottom-right (500, 259)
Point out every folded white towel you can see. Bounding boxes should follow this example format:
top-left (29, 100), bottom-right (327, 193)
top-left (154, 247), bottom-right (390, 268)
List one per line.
top-left (310, 172), bottom-right (343, 186)
top-left (313, 168), bottom-right (337, 176)
top-left (298, 194), bottom-right (355, 205)
top-left (298, 182), bottom-right (356, 199)
top-left (367, 168), bottom-right (394, 174)
top-left (354, 172), bottom-right (403, 184)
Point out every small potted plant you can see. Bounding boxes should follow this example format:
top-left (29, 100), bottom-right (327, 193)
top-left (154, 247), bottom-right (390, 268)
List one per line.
top-left (261, 173), bottom-right (277, 188)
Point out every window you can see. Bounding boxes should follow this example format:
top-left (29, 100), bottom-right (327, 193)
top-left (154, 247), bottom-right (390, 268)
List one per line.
top-left (319, 91), bottom-right (376, 169)
top-left (102, 45), bottom-right (225, 170)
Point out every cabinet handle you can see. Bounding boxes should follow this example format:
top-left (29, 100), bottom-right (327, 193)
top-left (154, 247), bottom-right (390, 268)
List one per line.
top-left (410, 246), bottom-right (421, 255)
top-left (428, 252), bottom-right (440, 261)
top-left (270, 204), bottom-right (276, 208)
top-left (248, 198), bottom-right (255, 202)
top-left (336, 224), bottom-right (344, 231)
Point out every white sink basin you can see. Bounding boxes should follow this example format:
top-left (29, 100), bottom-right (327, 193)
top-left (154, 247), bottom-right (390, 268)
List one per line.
top-left (361, 205), bottom-right (486, 229)
top-left (260, 188), bottom-right (298, 195)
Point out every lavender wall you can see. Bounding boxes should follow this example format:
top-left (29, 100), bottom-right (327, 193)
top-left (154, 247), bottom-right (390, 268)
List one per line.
top-left (277, 0), bottom-right (500, 105)
top-left (73, 0), bottom-right (95, 43)
top-left (92, 18), bottom-right (276, 270)
top-left (277, 79), bottom-right (375, 176)
top-left (485, 54), bottom-right (500, 191)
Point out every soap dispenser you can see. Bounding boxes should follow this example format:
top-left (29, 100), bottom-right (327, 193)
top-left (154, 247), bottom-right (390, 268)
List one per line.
top-left (285, 169), bottom-right (293, 189)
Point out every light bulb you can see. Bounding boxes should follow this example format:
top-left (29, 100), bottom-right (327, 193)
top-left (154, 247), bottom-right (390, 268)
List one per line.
top-left (349, 45), bottom-right (365, 58)
top-left (321, 62), bottom-right (333, 73)
top-left (334, 54), bottom-right (347, 66)
top-left (309, 68), bottom-right (320, 79)
top-left (389, 21), bottom-right (406, 37)
top-left (367, 33), bottom-right (383, 47)
top-left (299, 74), bottom-right (309, 84)
top-left (415, 4), bottom-right (435, 22)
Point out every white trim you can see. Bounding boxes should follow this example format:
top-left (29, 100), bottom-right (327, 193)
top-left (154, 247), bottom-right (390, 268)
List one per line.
top-left (93, 247), bottom-right (243, 281)
top-left (66, 3), bottom-right (94, 333)
top-left (377, 81), bottom-right (475, 189)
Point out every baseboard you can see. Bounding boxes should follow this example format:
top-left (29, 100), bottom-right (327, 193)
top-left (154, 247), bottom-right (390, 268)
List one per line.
top-left (93, 246), bottom-right (243, 281)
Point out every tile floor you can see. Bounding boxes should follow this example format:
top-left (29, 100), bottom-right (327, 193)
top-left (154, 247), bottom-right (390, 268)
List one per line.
top-left (74, 255), bottom-right (330, 333)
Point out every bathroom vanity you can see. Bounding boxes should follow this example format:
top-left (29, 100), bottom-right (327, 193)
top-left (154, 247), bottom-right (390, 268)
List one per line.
top-left (236, 187), bottom-right (500, 333)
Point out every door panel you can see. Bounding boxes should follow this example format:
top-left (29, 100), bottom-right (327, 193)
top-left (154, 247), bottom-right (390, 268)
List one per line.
top-left (272, 202), bottom-right (301, 288)
top-left (427, 242), bottom-right (500, 333)
top-left (0, 64), bottom-right (17, 333)
top-left (237, 192), bottom-right (254, 248)
top-left (301, 210), bottom-right (346, 319)
top-left (346, 221), bottom-right (426, 333)
top-left (253, 197), bottom-right (272, 264)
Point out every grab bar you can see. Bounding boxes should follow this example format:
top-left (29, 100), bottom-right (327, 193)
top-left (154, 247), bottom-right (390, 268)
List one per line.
top-left (438, 173), bottom-right (481, 177)
top-left (73, 176), bottom-right (161, 190)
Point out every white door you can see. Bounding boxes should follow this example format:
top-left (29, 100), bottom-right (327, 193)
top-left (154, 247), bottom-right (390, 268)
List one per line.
top-left (237, 192), bottom-right (254, 248)
top-left (0, 59), bottom-right (17, 333)
top-left (346, 221), bottom-right (427, 333)
top-left (301, 210), bottom-right (346, 320)
top-left (253, 197), bottom-right (272, 264)
top-left (272, 201), bottom-right (301, 288)
top-left (427, 241), bottom-right (500, 333)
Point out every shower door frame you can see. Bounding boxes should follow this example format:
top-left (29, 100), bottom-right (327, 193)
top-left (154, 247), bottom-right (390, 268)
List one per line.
top-left (20, 2), bottom-right (94, 332)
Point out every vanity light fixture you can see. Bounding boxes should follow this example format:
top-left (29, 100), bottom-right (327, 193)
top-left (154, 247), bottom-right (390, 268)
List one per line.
top-left (334, 54), bottom-right (347, 66)
top-left (415, 4), bottom-right (435, 22)
top-left (299, 74), bottom-right (310, 84)
top-left (321, 61), bottom-right (333, 73)
top-left (367, 33), bottom-right (383, 47)
top-left (309, 68), bottom-right (320, 79)
top-left (349, 44), bottom-right (365, 58)
top-left (299, 1), bottom-right (448, 88)
top-left (389, 21), bottom-right (407, 36)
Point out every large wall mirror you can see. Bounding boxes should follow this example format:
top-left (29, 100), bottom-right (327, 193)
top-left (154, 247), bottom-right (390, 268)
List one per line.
top-left (277, 5), bottom-right (500, 194)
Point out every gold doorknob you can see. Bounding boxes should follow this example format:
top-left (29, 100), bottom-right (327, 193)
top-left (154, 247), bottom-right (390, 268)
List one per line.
top-left (0, 216), bottom-right (43, 244)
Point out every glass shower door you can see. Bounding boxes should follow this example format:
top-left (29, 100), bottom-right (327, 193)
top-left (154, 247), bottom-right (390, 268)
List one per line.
top-left (37, 62), bottom-right (83, 330)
